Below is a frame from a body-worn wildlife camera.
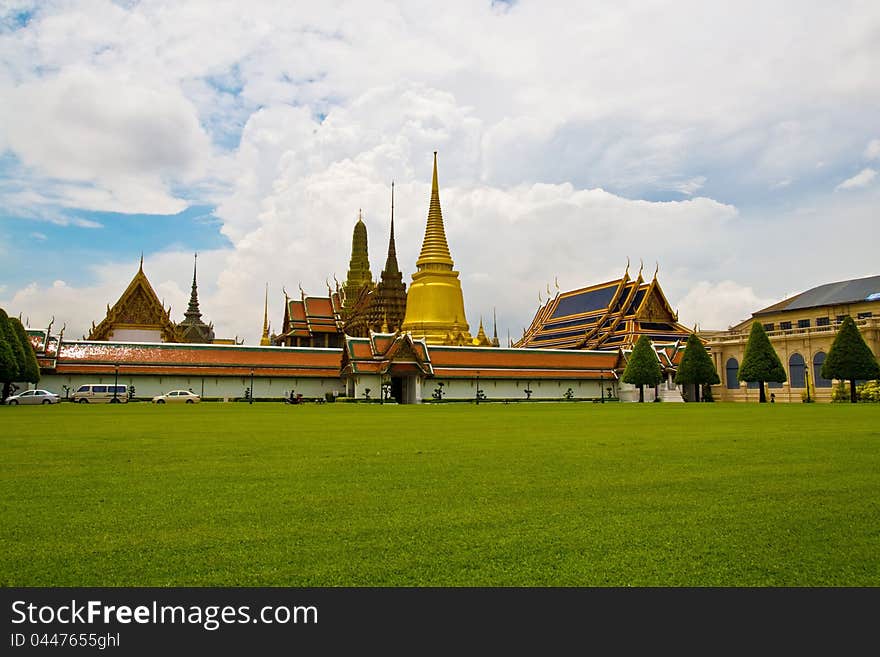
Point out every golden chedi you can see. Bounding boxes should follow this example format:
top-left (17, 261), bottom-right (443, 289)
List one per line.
top-left (401, 152), bottom-right (472, 345)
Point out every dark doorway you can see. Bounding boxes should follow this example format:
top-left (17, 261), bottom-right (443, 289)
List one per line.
top-left (391, 377), bottom-right (404, 403)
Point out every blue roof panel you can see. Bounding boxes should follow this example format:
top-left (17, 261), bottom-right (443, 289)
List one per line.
top-left (551, 285), bottom-right (617, 319)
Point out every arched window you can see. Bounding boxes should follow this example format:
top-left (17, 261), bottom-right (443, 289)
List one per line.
top-left (813, 352), bottom-right (832, 388)
top-left (789, 353), bottom-right (806, 388)
top-left (726, 357), bottom-right (739, 389)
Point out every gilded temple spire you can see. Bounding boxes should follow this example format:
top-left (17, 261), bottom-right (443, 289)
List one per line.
top-left (416, 152), bottom-right (455, 269)
top-left (260, 283), bottom-right (270, 346)
top-left (401, 152), bottom-right (471, 344)
top-left (342, 209), bottom-right (374, 316)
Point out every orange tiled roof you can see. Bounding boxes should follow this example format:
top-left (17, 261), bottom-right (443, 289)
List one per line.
top-left (54, 341), bottom-right (343, 378)
top-left (429, 346), bottom-right (619, 380)
top-left (280, 294), bottom-right (344, 338)
top-left (342, 333), bottom-right (618, 380)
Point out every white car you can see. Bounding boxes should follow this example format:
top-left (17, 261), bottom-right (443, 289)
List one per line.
top-left (152, 390), bottom-right (201, 404)
top-left (4, 389), bottom-right (61, 405)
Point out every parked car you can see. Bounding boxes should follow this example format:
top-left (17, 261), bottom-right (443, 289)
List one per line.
top-left (4, 389), bottom-right (61, 405)
top-left (152, 390), bottom-right (201, 404)
top-left (71, 384), bottom-right (129, 403)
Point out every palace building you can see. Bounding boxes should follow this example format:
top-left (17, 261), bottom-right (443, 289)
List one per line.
top-left (705, 274), bottom-right (880, 402)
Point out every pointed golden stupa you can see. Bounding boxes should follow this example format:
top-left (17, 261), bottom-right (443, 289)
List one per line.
top-left (260, 283), bottom-right (271, 346)
top-left (401, 152), bottom-right (472, 344)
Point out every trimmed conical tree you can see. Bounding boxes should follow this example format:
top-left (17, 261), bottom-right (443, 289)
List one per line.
top-left (0, 309), bottom-right (24, 401)
top-left (0, 321), bottom-right (16, 401)
top-left (622, 335), bottom-right (663, 402)
top-left (10, 317), bottom-right (40, 384)
top-left (738, 321), bottom-right (786, 403)
top-left (821, 316), bottom-right (880, 403)
top-left (674, 333), bottom-right (720, 402)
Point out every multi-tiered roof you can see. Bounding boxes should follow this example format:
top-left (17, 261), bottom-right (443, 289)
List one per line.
top-left (515, 264), bottom-right (692, 350)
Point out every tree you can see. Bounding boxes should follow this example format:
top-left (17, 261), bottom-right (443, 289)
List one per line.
top-left (821, 316), bottom-right (880, 403)
top-left (0, 321), bottom-right (16, 401)
top-left (622, 335), bottom-right (663, 402)
top-left (0, 308), bottom-right (24, 401)
top-left (738, 321), bottom-right (786, 403)
top-left (9, 317), bottom-right (40, 384)
top-left (674, 333), bottom-right (720, 402)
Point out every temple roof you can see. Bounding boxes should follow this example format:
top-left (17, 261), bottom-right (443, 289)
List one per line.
top-left (88, 259), bottom-right (182, 342)
top-left (177, 253), bottom-right (215, 343)
top-left (342, 332), bottom-right (620, 380)
top-left (279, 291), bottom-right (344, 339)
top-left (752, 274), bottom-right (880, 316)
top-left (51, 340), bottom-right (343, 378)
top-left (515, 265), bottom-right (692, 350)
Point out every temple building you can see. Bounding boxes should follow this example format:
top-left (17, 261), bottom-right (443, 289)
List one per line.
top-left (275, 286), bottom-right (346, 348)
top-left (340, 186), bottom-right (408, 337)
top-left (706, 274), bottom-right (880, 402)
top-left (341, 210), bottom-right (375, 320)
top-left (515, 262), bottom-right (693, 350)
top-left (176, 254), bottom-right (215, 343)
top-left (86, 255), bottom-right (232, 344)
top-left (87, 256), bottom-right (183, 343)
top-left (400, 152), bottom-right (473, 345)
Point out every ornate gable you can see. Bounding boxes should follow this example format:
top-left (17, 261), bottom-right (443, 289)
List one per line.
top-left (88, 262), bottom-right (182, 342)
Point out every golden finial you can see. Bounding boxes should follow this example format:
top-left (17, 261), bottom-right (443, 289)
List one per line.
top-left (139, 252), bottom-right (143, 271)
top-left (654, 261), bottom-right (659, 279)
top-left (539, 291), bottom-right (543, 305)
top-left (624, 257), bottom-right (630, 277)
top-left (415, 151), bottom-right (454, 268)
top-left (555, 277), bottom-right (560, 292)
top-left (282, 286), bottom-right (289, 300)
top-left (638, 259), bottom-right (644, 278)
top-left (298, 282), bottom-right (305, 299)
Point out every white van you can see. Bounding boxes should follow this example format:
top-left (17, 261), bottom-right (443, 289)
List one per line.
top-left (71, 384), bottom-right (129, 403)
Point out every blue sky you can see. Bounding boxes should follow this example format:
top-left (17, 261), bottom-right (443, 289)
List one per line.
top-left (1, 1), bottom-right (878, 343)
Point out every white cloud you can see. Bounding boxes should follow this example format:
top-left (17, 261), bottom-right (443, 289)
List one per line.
top-left (675, 281), bottom-right (778, 331)
top-left (0, 66), bottom-right (211, 213)
top-left (29, 232), bottom-right (47, 241)
top-left (836, 168), bottom-right (877, 191)
top-left (2, 1), bottom-right (880, 343)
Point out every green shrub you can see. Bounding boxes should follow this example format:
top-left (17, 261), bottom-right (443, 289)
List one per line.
top-left (831, 381), bottom-right (849, 402)
top-left (857, 380), bottom-right (880, 403)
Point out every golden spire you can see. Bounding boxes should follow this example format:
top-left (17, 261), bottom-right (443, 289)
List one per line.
top-left (416, 151), bottom-right (454, 269)
top-left (401, 152), bottom-right (471, 344)
top-left (260, 283), bottom-right (270, 346)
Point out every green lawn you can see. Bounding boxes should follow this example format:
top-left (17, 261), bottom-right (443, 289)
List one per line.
top-left (1, 402), bottom-right (878, 586)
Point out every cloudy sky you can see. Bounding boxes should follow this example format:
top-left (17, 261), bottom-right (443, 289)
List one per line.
top-left (1, 0), bottom-right (878, 344)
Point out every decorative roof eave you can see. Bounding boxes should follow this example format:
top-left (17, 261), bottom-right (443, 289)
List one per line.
top-left (635, 276), bottom-right (679, 322)
top-left (590, 277), bottom-right (642, 348)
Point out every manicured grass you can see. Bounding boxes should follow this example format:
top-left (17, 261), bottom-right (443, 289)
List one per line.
top-left (1, 402), bottom-right (878, 586)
